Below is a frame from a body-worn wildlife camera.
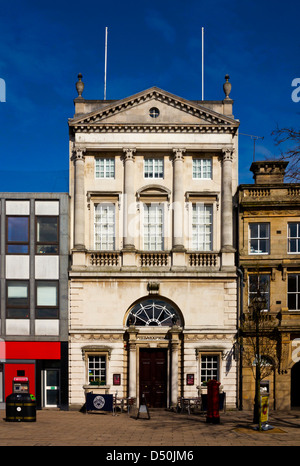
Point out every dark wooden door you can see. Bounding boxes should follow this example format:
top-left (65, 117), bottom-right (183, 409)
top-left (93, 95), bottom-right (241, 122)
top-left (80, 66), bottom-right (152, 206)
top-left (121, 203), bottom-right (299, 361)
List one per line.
top-left (139, 349), bottom-right (167, 408)
top-left (291, 361), bottom-right (300, 407)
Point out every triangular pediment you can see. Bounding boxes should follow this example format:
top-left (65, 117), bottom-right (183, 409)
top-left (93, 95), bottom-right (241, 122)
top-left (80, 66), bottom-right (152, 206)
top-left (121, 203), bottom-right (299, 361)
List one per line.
top-left (69, 87), bottom-right (239, 132)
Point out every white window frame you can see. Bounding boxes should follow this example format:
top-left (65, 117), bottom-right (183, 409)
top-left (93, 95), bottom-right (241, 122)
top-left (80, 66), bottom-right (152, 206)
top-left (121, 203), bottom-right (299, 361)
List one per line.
top-left (288, 222), bottom-right (300, 254)
top-left (192, 158), bottom-right (212, 179)
top-left (88, 354), bottom-right (107, 385)
top-left (288, 274), bottom-right (300, 311)
top-left (200, 354), bottom-right (219, 384)
top-left (191, 203), bottom-right (213, 251)
top-left (248, 274), bottom-right (270, 312)
top-left (144, 158), bottom-right (164, 179)
top-left (249, 223), bottom-right (270, 255)
top-left (143, 203), bottom-right (164, 251)
top-left (95, 157), bottom-right (115, 179)
top-left (94, 203), bottom-right (115, 250)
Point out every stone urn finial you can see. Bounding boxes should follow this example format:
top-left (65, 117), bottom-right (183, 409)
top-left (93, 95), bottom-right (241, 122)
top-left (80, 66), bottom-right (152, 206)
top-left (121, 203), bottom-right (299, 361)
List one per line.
top-left (223, 74), bottom-right (231, 99)
top-left (76, 73), bottom-right (84, 98)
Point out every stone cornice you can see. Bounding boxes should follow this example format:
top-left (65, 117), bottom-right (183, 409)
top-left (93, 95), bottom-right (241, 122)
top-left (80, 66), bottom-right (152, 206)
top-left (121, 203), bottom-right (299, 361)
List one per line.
top-left (70, 123), bottom-right (238, 134)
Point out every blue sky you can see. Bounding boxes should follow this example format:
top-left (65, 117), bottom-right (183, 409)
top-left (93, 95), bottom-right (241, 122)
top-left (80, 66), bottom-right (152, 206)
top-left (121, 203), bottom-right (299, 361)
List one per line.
top-left (0, 0), bottom-right (299, 192)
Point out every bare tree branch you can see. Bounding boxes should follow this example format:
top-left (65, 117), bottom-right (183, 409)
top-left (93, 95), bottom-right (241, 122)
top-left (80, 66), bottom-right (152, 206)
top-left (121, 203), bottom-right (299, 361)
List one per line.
top-left (272, 126), bottom-right (300, 181)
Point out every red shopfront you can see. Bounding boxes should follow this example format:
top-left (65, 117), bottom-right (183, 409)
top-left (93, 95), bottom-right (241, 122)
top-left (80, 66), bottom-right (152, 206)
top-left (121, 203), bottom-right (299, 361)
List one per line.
top-left (3, 342), bottom-right (68, 409)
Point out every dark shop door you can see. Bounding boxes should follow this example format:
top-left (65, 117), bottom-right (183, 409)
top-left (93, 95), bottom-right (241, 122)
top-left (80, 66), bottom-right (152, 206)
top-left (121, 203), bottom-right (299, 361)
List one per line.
top-left (139, 349), bottom-right (167, 408)
top-left (291, 361), bottom-right (300, 407)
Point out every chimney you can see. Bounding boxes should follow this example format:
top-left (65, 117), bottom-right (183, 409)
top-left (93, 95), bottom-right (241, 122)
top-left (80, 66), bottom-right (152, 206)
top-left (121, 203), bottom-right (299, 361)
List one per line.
top-left (250, 160), bottom-right (288, 185)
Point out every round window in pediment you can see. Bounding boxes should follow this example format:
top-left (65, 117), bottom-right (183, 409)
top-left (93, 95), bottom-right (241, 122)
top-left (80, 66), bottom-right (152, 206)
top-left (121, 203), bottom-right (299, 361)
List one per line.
top-left (149, 107), bottom-right (160, 118)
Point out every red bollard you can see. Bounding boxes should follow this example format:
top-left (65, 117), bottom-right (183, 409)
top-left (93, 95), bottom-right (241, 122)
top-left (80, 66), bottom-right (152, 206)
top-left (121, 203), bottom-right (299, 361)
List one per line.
top-left (206, 380), bottom-right (220, 424)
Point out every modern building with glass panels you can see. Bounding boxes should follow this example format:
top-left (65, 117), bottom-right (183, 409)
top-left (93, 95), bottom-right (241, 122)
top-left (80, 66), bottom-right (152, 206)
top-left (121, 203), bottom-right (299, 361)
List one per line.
top-left (68, 76), bottom-right (240, 410)
top-left (0, 193), bottom-right (69, 410)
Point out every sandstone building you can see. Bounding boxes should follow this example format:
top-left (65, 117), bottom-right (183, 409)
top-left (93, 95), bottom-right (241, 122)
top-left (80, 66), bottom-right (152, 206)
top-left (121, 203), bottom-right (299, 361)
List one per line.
top-left (68, 75), bottom-right (240, 409)
top-left (238, 161), bottom-right (300, 410)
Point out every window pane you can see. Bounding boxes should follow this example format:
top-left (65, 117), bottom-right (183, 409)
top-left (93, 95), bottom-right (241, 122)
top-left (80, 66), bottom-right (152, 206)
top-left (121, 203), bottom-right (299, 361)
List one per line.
top-left (259, 224), bottom-right (269, 238)
top-left (193, 159), bottom-right (212, 179)
top-left (36, 308), bottom-right (58, 318)
top-left (288, 275), bottom-right (297, 292)
top-left (143, 204), bottom-right (163, 250)
top-left (37, 217), bottom-right (58, 242)
top-left (88, 356), bottom-right (106, 384)
top-left (7, 281), bottom-right (29, 318)
top-left (7, 245), bottom-right (29, 254)
top-left (37, 283), bottom-right (57, 306)
top-left (192, 204), bottom-right (212, 250)
top-left (288, 294), bottom-right (297, 310)
top-left (8, 283), bottom-right (28, 298)
top-left (144, 158), bottom-right (163, 178)
top-left (7, 308), bottom-right (29, 318)
top-left (7, 217), bottom-right (29, 242)
top-left (249, 224), bottom-right (258, 238)
top-left (95, 158), bottom-right (115, 178)
top-left (94, 203), bottom-right (115, 250)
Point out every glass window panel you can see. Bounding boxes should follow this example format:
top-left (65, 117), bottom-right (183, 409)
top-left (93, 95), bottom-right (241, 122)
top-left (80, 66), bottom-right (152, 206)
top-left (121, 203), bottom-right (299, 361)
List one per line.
top-left (37, 284), bottom-right (57, 306)
top-left (249, 223), bottom-right (269, 254)
top-left (289, 223), bottom-right (298, 237)
top-left (37, 217), bottom-right (58, 243)
top-left (94, 203), bottom-right (115, 250)
top-left (36, 308), bottom-right (58, 318)
top-left (7, 308), bottom-right (29, 318)
top-left (193, 159), bottom-right (212, 179)
top-left (7, 217), bottom-right (29, 242)
top-left (95, 158), bottom-right (115, 178)
top-left (143, 204), bottom-right (164, 250)
top-left (144, 158), bottom-right (163, 178)
top-left (249, 223), bottom-right (258, 238)
top-left (288, 275), bottom-right (297, 292)
top-left (8, 284), bottom-right (28, 298)
top-left (288, 294), bottom-right (297, 310)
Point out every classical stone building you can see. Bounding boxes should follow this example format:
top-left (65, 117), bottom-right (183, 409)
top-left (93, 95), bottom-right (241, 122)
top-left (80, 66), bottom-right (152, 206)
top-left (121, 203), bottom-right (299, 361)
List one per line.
top-left (238, 161), bottom-right (300, 410)
top-left (68, 74), bottom-right (240, 410)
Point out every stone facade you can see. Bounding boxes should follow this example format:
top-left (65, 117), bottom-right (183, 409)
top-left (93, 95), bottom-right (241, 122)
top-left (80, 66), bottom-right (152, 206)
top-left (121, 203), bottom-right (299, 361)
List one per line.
top-left (68, 77), bottom-right (240, 410)
top-left (238, 161), bottom-right (300, 410)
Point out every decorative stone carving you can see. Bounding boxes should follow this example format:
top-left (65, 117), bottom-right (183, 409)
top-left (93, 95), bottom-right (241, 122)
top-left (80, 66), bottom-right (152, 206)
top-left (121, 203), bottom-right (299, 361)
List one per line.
top-left (76, 73), bottom-right (84, 98)
top-left (223, 75), bottom-right (232, 99)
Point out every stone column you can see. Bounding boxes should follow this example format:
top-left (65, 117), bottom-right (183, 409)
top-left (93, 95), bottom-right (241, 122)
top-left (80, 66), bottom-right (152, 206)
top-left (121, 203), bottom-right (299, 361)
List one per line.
top-left (73, 146), bottom-right (86, 250)
top-left (127, 326), bottom-right (138, 400)
top-left (172, 148), bottom-right (185, 250)
top-left (221, 147), bottom-right (235, 252)
top-left (123, 148), bottom-right (136, 250)
top-left (170, 326), bottom-right (181, 407)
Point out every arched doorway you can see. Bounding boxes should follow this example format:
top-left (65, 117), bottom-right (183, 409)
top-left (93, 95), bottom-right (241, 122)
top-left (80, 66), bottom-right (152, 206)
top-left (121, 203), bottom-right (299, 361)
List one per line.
top-left (291, 361), bottom-right (300, 407)
top-left (125, 297), bottom-right (183, 408)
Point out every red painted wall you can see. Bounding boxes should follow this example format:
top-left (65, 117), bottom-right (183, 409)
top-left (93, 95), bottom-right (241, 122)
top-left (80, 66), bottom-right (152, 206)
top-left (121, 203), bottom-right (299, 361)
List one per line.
top-left (5, 363), bottom-right (35, 399)
top-left (4, 342), bottom-right (61, 400)
top-left (5, 342), bottom-right (61, 359)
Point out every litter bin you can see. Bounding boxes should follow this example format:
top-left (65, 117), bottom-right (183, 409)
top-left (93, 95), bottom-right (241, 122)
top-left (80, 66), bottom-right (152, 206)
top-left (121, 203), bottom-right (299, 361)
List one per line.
top-left (6, 393), bottom-right (36, 422)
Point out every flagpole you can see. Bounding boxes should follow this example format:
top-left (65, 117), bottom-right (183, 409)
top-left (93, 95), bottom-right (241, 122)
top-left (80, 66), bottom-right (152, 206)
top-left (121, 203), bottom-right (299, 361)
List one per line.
top-left (104, 27), bottom-right (108, 100)
top-left (202, 27), bottom-right (204, 100)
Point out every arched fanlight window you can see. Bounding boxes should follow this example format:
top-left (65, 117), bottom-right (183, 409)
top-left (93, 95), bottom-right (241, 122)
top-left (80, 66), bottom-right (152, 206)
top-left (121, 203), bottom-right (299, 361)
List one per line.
top-left (126, 298), bottom-right (182, 327)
